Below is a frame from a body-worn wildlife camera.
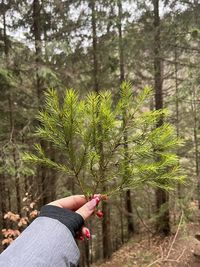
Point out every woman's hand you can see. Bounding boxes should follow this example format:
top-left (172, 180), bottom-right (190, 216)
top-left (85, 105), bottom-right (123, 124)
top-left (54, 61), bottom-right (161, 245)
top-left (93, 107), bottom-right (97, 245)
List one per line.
top-left (48, 194), bottom-right (101, 240)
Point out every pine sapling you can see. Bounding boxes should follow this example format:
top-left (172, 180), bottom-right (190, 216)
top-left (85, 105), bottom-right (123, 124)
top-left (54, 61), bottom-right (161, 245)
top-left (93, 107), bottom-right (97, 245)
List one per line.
top-left (23, 82), bottom-right (184, 199)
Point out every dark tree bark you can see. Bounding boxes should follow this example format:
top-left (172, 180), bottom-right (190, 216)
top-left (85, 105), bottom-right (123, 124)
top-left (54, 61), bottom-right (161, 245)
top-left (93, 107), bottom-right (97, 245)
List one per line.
top-left (0, 169), bottom-right (7, 252)
top-left (0, 1), bottom-right (9, 228)
top-left (125, 190), bottom-right (134, 235)
top-left (91, 0), bottom-right (99, 93)
top-left (119, 193), bottom-right (124, 244)
top-left (102, 196), bottom-right (112, 259)
top-left (33, 0), bottom-right (50, 206)
top-left (90, 0), bottom-right (112, 259)
top-left (33, 0), bottom-right (43, 203)
top-left (8, 95), bottom-right (21, 215)
top-left (0, 171), bottom-right (7, 229)
top-left (174, 34), bottom-right (182, 199)
top-left (191, 87), bottom-right (200, 209)
top-left (2, 0), bottom-right (9, 57)
top-left (6, 3), bottom-right (21, 214)
top-left (118, 0), bottom-right (125, 84)
top-left (118, 0), bottom-right (134, 238)
top-left (100, 150), bottom-right (112, 259)
top-left (2, 0), bottom-right (21, 217)
top-left (33, 0), bottom-right (42, 81)
top-left (153, 0), bottom-right (170, 235)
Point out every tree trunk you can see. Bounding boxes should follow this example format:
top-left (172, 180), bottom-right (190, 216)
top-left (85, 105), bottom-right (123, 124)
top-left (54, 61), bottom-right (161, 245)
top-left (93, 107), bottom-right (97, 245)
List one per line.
top-left (0, 171), bottom-right (7, 252)
top-left (118, 0), bottom-right (134, 238)
top-left (84, 241), bottom-right (90, 267)
top-left (0, 3), bottom-right (11, 244)
top-left (90, 0), bottom-right (112, 259)
top-left (174, 35), bottom-right (182, 199)
top-left (191, 87), bottom-right (200, 208)
top-left (1, 1), bottom-right (9, 227)
top-left (118, 0), bottom-right (125, 84)
top-left (100, 149), bottom-right (112, 259)
top-left (91, 0), bottom-right (99, 93)
top-left (102, 197), bottom-right (112, 259)
top-left (153, 0), bottom-right (170, 235)
top-left (125, 190), bottom-right (134, 235)
top-left (33, 0), bottom-right (49, 206)
top-left (8, 94), bottom-right (21, 215)
top-left (119, 193), bottom-right (124, 244)
top-left (2, 0), bottom-right (9, 58)
top-left (0, 172), bottom-right (7, 229)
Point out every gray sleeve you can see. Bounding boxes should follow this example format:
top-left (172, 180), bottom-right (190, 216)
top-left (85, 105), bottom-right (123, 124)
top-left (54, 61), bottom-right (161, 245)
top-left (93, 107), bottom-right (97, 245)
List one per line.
top-left (0, 217), bottom-right (80, 267)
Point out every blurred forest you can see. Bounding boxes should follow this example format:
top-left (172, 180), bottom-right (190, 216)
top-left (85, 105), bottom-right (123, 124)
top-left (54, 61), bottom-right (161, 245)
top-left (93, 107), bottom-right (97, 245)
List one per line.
top-left (1, 0), bottom-right (200, 266)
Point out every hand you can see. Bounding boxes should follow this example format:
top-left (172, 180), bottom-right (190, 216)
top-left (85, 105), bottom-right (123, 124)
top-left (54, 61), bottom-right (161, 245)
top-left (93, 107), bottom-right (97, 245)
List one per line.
top-left (48, 194), bottom-right (101, 240)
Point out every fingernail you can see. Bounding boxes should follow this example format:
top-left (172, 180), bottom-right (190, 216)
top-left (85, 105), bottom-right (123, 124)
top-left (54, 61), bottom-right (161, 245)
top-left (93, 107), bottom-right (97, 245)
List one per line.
top-left (87, 199), bottom-right (97, 210)
top-left (93, 196), bottom-right (100, 205)
top-left (96, 210), bottom-right (103, 218)
top-left (79, 235), bottom-right (84, 241)
top-left (85, 229), bottom-right (90, 239)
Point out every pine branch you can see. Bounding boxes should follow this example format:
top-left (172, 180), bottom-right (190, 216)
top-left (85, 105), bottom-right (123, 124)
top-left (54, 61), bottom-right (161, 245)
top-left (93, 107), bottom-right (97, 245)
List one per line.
top-left (22, 83), bottom-right (185, 197)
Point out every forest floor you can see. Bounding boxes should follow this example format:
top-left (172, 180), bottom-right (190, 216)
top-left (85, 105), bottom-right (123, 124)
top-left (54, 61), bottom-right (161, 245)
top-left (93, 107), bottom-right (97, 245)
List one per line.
top-left (92, 221), bottom-right (200, 267)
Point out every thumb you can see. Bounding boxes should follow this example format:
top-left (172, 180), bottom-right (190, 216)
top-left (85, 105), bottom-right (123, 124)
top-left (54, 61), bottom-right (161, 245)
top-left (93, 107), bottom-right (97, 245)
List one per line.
top-left (76, 197), bottom-right (100, 220)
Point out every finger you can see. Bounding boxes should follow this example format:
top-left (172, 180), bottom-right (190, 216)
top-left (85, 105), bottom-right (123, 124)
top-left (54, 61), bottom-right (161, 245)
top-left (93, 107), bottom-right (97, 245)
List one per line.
top-left (81, 226), bottom-right (91, 239)
top-left (96, 210), bottom-right (104, 218)
top-left (76, 231), bottom-right (84, 241)
top-left (76, 196), bottom-right (100, 220)
top-left (48, 195), bottom-right (87, 211)
top-left (92, 194), bottom-right (101, 205)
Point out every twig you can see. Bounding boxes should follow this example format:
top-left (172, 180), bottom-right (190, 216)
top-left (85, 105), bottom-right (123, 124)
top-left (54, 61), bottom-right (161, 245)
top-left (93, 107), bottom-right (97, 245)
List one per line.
top-left (147, 257), bottom-right (161, 267)
top-left (165, 210), bottom-right (184, 259)
top-left (133, 203), bottom-right (155, 235)
top-left (148, 211), bottom-right (185, 266)
top-left (176, 247), bottom-right (186, 262)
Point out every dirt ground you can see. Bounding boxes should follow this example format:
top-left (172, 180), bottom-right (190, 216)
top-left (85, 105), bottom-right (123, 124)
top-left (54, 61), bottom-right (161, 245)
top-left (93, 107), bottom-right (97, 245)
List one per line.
top-left (92, 222), bottom-right (200, 267)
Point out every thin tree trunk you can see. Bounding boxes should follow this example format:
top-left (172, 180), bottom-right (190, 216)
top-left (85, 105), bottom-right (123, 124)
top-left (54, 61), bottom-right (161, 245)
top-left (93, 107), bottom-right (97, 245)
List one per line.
top-left (84, 241), bottom-right (90, 267)
top-left (174, 39), bottom-right (179, 139)
top-left (0, 1), bottom-right (8, 228)
top-left (102, 193), bottom-right (112, 259)
top-left (33, 0), bottom-right (48, 206)
top-left (118, 0), bottom-right (125, 84)
top-left (8, 94), bottom-right (21, 214)
top-left (191, 88), bottom-right (200, 208)
top-left (0, 171), bottom-right (7, 229)
top-left (125, 190), bottom-right (134, 235)
top-left (0, 171), bottom-right (7, 252)
top-left (118, 0), bottom-right (134, 238)
top-left (120, 193), bottom-right (124, 244)
top-left (3, 0), bottom-right (9, 58)
top-left (153, 0), bottom-right (170, 235)
top-left (174, 35), bottom-right (182, 199)
top-left (91, 0), bottom-right (99, 93)
top-left (90, 0), bottom-right (112, 259)
top-left (3, 0), bottom-right (20, 219)
top-left (100, 146), bottom-right (112, 259)
top-left (5, 3), bottom-right (21, 214)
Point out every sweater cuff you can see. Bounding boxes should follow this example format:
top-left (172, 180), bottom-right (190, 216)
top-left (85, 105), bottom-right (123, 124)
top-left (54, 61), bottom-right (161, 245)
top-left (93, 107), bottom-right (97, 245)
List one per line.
top-left (39, 205), bottom-right (84, 237)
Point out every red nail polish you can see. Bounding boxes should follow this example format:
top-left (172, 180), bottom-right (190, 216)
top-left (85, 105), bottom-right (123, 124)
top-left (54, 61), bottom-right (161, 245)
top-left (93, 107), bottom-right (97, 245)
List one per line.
top-left (79, 235), bottom-right (84, 241)
top-left (96, 210), bottom-right (103, 218)
top-left (94, 196), bottom-right (100, 205)
top-left (85, 229), bottom-right (90, 239)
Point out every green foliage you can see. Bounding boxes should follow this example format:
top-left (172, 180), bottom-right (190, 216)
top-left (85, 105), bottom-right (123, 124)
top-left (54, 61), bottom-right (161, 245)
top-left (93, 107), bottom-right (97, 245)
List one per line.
top-left (0, 143), bottom-right (35, 179)
top-left (37, 67), bottom-right (60, 88)
top-left (23, 82), bottom-right (184, 197)
top-left (191, 28), bottom-right (200, 39)
top-left (0, 69), bottom-right (17, 90)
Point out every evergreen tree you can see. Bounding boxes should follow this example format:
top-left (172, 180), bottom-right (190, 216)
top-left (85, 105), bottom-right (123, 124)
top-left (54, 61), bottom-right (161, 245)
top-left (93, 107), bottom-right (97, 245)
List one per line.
top-left (23, 83), bottom-right (184, 206)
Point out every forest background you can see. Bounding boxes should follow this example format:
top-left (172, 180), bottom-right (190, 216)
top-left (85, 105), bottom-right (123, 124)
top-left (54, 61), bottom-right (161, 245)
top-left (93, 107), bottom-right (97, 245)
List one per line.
top-left (0, 0), bottom-right (200, 266)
